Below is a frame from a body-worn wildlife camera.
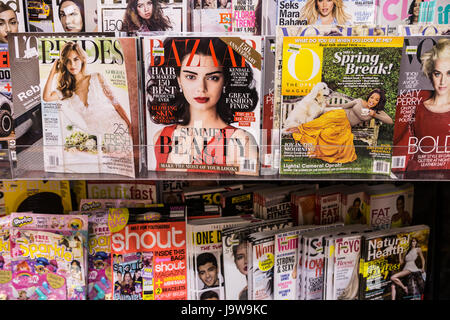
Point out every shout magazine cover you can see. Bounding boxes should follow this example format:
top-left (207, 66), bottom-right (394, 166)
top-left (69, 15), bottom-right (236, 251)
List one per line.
top-left (143, 36), bottom-right (262, 176)
top-left (38, 36), bottom-right (139, 177)
top-left (392, 36), bottom-right (450, 173)
top-left (279, 36), bottom-right (403, 175)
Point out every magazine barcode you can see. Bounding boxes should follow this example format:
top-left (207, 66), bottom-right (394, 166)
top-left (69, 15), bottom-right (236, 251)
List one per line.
top-left (391, 156), bottom-right (406, 169)
top-left (373, 161), bottom-right (389, 174)
top-left (49, 155), bottom-right (60, 167)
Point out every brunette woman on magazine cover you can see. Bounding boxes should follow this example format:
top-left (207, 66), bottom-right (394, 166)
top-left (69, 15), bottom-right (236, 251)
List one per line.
top-left (0, 2), bottom-right (19, 43)
top-left (148, 37), bottom-right (259, 174)
top-left (300, 0), bottom-right (351, 25)
top-left (121, 0), bottom-right (172, 33)
top-left (285, 88), bottom-right (393, 164)
top-left (42, 41), bottom-right (132, 152)
top-left (57, 0), bottom-right (85, 32)
top-left (390, 237), bottom-right (426, 300)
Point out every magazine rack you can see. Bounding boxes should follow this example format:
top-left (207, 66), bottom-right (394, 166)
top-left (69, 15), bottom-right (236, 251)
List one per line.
top-left (3, 143), bottom-right (449, 181)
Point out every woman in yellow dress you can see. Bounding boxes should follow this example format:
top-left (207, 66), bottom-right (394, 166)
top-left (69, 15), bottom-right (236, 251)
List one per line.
top-left (285, 88), bottom-right (393, 163)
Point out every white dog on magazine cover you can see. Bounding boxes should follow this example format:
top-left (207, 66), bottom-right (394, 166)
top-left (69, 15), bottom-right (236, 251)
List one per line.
top-left (283, 82), bottom-right (331, 132)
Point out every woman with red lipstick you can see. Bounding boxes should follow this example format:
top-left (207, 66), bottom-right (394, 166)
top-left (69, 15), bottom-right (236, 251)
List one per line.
top-left (121, 0), bottom-right (172, 33)
top-left (396, 38), bottom-right (450, 171)
top-left (300, 0), bottom-right (350, 25)
top-left (148, 37), bottom-right (260, 175)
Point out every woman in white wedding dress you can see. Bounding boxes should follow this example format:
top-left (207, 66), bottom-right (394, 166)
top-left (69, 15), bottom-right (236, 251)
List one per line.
top-left (42, 41), bottom-right (132, 172)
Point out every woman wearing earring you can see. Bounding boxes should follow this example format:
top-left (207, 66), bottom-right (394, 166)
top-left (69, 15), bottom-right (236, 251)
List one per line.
top-left (300, 0), bottom-right (351, 25)
top-left (121, 0), bottom-right (172, 33)
top-left (147, 37), bottom-right (260, 175)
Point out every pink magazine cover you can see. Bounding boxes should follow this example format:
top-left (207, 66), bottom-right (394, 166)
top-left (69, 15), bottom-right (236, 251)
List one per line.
top-left (9, 212), bottom-right (88, 300)
top-left (0, 216), bottom-right (11, 300)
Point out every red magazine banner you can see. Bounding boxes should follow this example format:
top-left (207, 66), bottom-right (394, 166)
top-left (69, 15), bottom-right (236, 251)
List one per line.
top-left (110, 210), bottom-right (187, 300)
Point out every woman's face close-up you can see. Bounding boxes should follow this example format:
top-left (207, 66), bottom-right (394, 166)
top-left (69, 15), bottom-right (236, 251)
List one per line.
top-left (234, 243), bottom-right (248, 276)
top-left (219, 0), bottom-right (228, 7)
top-left (367, 92), bottom-right (381, 109)
top-left (413, 0), bottom-right (423, 18)
top-left (178, 54), bottom-right (225, 114)
top-left (60, 1), bottom-right (83, 32)
top-left (137, 0), bottom-right (153, 20)
top-left (65, 50), bottom-right (83, 76)
top-left (431, 57), bottom-right (450, 97)
top-left (0, 9), bottom-right (18, 43)
top-left (317, 0), bottom-right (335, 17)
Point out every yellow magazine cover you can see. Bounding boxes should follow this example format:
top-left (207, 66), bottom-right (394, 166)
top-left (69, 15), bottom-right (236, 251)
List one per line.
top-left (2, 180), bottom-right (72, 215)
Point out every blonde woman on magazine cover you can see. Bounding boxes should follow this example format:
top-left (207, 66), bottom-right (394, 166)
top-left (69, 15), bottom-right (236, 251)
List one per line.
top-left (390, 237), bottom-right (425, 300)
top-left (149, 37), bottom-right (259, 174)
top-left (42, 41), bottom-right (132, 153)
top-left (300, 0), bottom-right (351, 25)
top-left (121, 0), bottom-right (172, 33)
top-left (285, 88), bottom-right (393, 163)
top-left (0, 3), bottom-right (19, 43)
top-left (396, 38), bottom-right (450, 171)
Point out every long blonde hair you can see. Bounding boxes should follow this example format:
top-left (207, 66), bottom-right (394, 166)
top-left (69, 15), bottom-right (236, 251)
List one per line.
top-left (300, 0), bottom-right (351, 25)
top-left (57, 41), bottom-right (87, 99)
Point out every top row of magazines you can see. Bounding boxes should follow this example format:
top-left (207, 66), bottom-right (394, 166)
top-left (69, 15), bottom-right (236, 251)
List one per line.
top-left (0, 0), bottom-right (449, 180)
top-left (0, 0), bottom-right (449, 35)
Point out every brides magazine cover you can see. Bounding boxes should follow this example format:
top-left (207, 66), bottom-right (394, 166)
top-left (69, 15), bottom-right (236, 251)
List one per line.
top-left (143, 36), bottom-right (262, 176)
top-left (38, 36), bottom-right (139, 177)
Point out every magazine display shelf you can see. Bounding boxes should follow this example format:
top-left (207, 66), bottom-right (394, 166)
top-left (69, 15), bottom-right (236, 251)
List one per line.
top-left (3, 143), bottom-right (449, 181)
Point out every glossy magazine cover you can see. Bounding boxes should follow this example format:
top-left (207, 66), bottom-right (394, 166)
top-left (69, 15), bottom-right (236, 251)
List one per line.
top-left (188, 0), bottom-right (262, 34)
top-left (38, 36), bottom-right (139, 177)
top-left (359, 225), bottom-right (430, 300)
top-left (279, 36), bottom-right (403, 175)
top-left (97, 0), bottom-right (185, 33)
top-left (143, 36), bottom-right (262, 175)
top-left (276, 0), bottom-right (376, 26)
top-left (392, 36), bottom-right (450, 173)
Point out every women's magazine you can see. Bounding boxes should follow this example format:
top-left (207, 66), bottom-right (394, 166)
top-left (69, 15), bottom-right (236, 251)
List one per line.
top-left (279, 36), bottom-right (403, 175)
top-left (188, 0), bottom-right (262, 34)
top-left (143, 36), bottom-right (262, 176)
top-left (276, 0), bottom-right (377, 26)
top-left (38, 36), bottom-right (140, 178)
top-left (97, 0), bottom-right (186, 33)
top-left (392, 36), bottom-right (450, 174)
top-left (376, 0), bottom-right (449, 26)
top-left (359, 225), bottom-right (430, 300)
